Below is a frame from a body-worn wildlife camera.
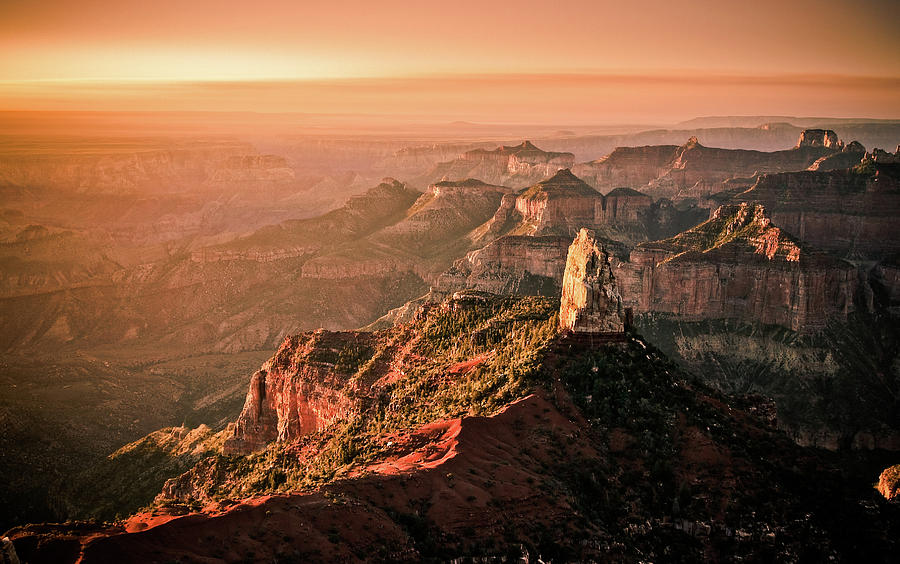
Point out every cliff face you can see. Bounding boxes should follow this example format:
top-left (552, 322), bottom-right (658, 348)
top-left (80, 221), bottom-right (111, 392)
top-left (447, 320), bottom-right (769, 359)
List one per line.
top-left (559, 229), bottom-right (625, 333)
top-left (224, 331), bottom-right (373, 453)
top-left (510, 168), bottom-right (654, 239)
top-left (434, 235), bottom-right (571, 297)
top-left (575, 131), bottom-right (855, 201)
top-left (733, 163), bottom-right (900, 258)
top-left (514, 169), bottom-right (600, 233)
top-left (614, 203), bottom-right (858, 332)
top-left (15, 294), bottom-right (899, 562)
top-left (796, 129), bottom-right (840, 148)
top-left (572, 144), bottom-right (678, 193)
top-left (371, 179), bottom-right (512, 258)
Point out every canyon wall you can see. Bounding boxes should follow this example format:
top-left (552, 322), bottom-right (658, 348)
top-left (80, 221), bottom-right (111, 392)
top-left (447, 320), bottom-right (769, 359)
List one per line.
top-left (613, 203), bottom-right (859, 332)
top-left (574, 130), bottom-right (865, 202)
top-left (434, 235), bottom-right (571, 296)
top-left (733, 163), bottom-right (900, 258)
top-left (417, 141), bottom-right (575, 188)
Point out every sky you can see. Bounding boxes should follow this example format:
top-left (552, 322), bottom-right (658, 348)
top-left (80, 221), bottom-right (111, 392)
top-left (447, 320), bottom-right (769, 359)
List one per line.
top-left (1, 0), bottom-right (898, 123)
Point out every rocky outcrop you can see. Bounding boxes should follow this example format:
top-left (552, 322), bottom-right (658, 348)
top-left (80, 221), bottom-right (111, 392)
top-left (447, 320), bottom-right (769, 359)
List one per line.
top-left (613, 203), bottom-right (858, 332)
top-left (372, 178), bottom-right (511, 257)
top-left (508, 169), bottom-right (656, 244)
top-left (601, 187), bottom-right (654, 223)
top-left (462, 141), bottom-right (574, 167)
top-left (807, 140), bottom-right (866, 171)
top-left (867, 147), bottom-right (900, 164)
top-left (877, 464), bottom-right (900, 501)
top-left (573, 144), bottom-right (679, 193)
top-left (515, 169), bottom-right (600, 233)
top-left (559, 229), bottom-right (625, 333)
top-left (434, 235), bottom-right (571, 297)
top-left (732, 164), bottom-right (900, 258)
top-left (223, 331), bottom-right (372, 453)
top-left (796, 129), bottom-right (840, 149)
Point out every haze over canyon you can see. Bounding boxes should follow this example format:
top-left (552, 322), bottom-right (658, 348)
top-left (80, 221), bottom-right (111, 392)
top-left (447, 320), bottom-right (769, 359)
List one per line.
top-left (2, 0), bottom-right (900, 562)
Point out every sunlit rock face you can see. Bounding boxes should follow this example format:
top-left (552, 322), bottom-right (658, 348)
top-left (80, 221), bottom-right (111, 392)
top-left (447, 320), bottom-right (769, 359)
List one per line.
top-left (559, 229), bottom-right (625, 334)
top-left (574, 130), bottom-right (854, 201)
top-left (514, 169), bottom-right (602, 234)
top-left (612, 203), bottom-right (858, 332)
top-left (877, 464), bottom-right (900, 501)
top-left (434, 234), bottom-right (571, 297)
top-left (796, 129), bottom-right (840, 149)
top-left (419, 141), bottom-right (576, 188)
top-left (733, 164), bottom-right (900, 258)
top-left (223, 331), bottom-right (369, 454)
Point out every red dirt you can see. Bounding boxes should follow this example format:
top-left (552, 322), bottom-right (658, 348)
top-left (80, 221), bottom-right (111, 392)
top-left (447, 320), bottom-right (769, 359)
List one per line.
top-left (10, 393), bottom-right (602, 563)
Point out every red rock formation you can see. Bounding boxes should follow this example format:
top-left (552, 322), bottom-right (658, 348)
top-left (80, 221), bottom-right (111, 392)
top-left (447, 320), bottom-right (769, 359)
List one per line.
top-left (877, 464), bottom-right (900, 501)
top-left (598, 187), bottom-right (653, 223)
top-left (733, 164), bottom-right (900, 257)
top-left (573, 144), bottom-right (678, 192)
top-left (559, 229), bottom-right (625, 333)
top-left (514, 169), bottom-right (600, 233)
top-left (796, 129), bottom-right (840, 149)
top-left (224, 331), bottom-right (373, 453)
top-left (613, 203), bottom-right (858, 332)
top-left (371, 178), bottom-right (511, 257)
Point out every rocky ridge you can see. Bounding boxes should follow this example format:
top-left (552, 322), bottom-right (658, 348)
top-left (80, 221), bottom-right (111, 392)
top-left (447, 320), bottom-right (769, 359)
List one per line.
top-left (223, 330), bottom-right (374, 454)
top-left (7, 292), bottom-right (899, 562)
top-left (574, 130), bottom-right (866, 201)
top-left (730, 162), bottom-right (900, 258)
top-left (416, 141), bottom-right (575, 188)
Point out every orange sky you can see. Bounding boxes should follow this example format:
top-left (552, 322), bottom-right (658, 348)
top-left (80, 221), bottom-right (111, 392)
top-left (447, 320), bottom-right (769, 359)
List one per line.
top-left (1, 0), bottom-right (898, 122)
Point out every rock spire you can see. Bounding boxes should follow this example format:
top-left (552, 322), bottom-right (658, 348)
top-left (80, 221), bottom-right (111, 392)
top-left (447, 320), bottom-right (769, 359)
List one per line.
top-left (559, 229), bottom-right (625, 333)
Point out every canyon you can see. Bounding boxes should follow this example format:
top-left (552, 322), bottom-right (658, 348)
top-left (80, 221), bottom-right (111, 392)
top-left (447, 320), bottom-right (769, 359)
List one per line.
top-left (6, 290), bottom-right (898, 562)
top-left (2, 114), bottom-right (899, 551)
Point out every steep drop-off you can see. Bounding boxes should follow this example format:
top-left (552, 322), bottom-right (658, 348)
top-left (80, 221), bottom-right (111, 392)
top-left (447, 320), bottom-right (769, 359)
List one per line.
top-left (7, 293), bottom-right (899, 562)
top-left (613, 203), bottom-right (858, 332)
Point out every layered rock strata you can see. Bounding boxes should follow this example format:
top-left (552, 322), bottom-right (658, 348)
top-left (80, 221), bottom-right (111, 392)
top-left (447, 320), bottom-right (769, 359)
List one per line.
top-left (512, 169), bottom-right (652, 236)
top-left (559, 229), bottom-right (625, 333)
top-left (574, 130), bottom-right (861, 201)
top-left (418, 141), bottom-right (575, 188)
top-left (223, 331), bottom-right (373, 453)
top-left (613, 203), bottom-right (858, 332)
top-left (732, 163), bottom-right (900, 258)
top-left (434, 235), bottom-right (571, 297)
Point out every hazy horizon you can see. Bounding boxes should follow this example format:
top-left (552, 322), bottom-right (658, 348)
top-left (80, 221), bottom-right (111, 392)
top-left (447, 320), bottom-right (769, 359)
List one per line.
top-left (2, 0), bottom-right (899, 123)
